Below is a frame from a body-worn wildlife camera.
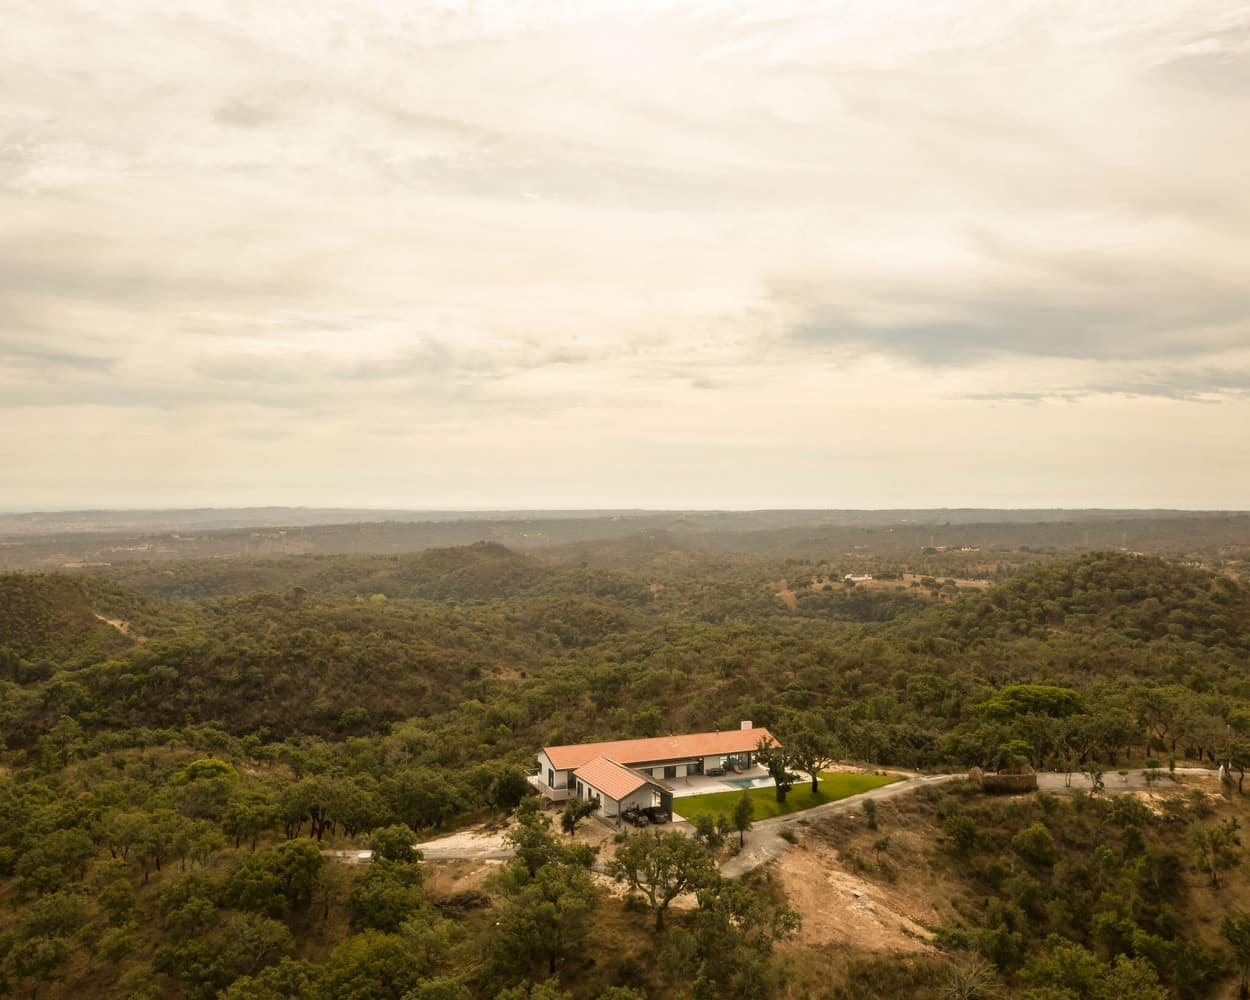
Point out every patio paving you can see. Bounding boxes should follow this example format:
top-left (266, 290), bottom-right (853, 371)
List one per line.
top-left (665, 765), bottom-right (774, 799)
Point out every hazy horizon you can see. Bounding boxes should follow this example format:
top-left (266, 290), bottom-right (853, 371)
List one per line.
top-left (5, 503), bottom-right (1249, 520)
top-left (4, 1), bottom-right (1249, 510)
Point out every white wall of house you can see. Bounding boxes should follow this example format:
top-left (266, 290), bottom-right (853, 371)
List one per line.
top-left (617, 787), bottom-right (658, 813)
top-left (579, 783), bottom-right (658, 819)
top-left (535, 751), bottom-right (572, 797)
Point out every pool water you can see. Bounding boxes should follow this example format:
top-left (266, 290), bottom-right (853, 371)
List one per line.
top-left (724, 776), bottom-right (774, 789)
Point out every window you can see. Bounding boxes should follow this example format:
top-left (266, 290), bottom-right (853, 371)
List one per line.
top-left (548, 768), bottom-right (554, 787)
top-left (687, 763), bottom-right (699, 776)
top-left (664, 765), bottom-right (677, 779)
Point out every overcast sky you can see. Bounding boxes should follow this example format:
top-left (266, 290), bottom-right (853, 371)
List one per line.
top-left (3, 0), bottom-right (1249, 510)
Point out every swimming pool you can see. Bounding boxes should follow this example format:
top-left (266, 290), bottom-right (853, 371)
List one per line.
top-left (723, 776), bottom-right (774, 789)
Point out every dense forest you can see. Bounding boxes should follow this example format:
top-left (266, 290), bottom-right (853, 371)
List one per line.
top-left (4, 518), bottom-right (1250, 998)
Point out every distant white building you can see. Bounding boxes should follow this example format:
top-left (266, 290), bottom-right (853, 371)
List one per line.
top-left (844, 574), bottom-right (873, 583)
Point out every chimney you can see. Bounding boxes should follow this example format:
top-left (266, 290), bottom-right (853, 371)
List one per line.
top-left (741, 720), bottom-right (753, 730)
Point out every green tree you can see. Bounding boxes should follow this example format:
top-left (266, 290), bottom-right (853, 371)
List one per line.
top-left (490, 859), bottom-right (600, 977)
top-left (560, 797), bottom-right (598, 836)
top-left (218, 912), bottom-right (294, 980)
top-left (732, 792), bottom-right (754, 847)
top-left (370, 824), bottom-right (420, 864)
top-left (1012, 823), bottom-right (1057, 867)
top-left (10, 934), bottom-right (72, 1000)
top-left (402, 978), bottom-right (472, 1000)
top-left (787, 725), bottom-right (839, 794)
top-left (42, 715), bottom-right (85, 769)
top-left (349, 859), bottom-right (427, 932)
top-left (318, 930), bottom-right (428, 1000)
top-left (943, 813), bottom-right (979, 854)
top-left (223, 786), bottom-right (279, 851)
top-left (220, 957), bottom-right (318, 1000)
top-left (506, 802), bottom-right (595, 877)
top-left (1221, 912), bottom-right (1250, 999)
top-left (223, 838), bottom-right (325, 916)
top-left (487, 767), bottom-right (533, 814)
top-left (691, 813), bottom-right (724, 850)
top-left (16, 827), bottom-right (95, 894)
top-left (1190, 818), bottom-right (1240, 888)
top-left (495, 983), bottom-right (573, 1000)
top-left (1096, 956), bottom-right (1167, 1000)
top-left (863, 797), bottom-right (878, 830)
top-left (137, 809), bottom-right (190, 883)
top-left (756, 736), bottom-right (798, 804)
top-left (689, 875), bottom-right (800, 995)
top-left (279, 776), bottom-right (344, 842)
top-left (100, 809), bottom-right (149, 862)
top-left (608, 831), bottom-right (716, 931)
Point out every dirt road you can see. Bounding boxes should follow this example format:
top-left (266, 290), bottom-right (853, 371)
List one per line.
top-left (719, 773), bottom-right (958, 878)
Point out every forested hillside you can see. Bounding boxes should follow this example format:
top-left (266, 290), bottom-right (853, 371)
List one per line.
top-left (3, 542), bottom-right (1250, 998)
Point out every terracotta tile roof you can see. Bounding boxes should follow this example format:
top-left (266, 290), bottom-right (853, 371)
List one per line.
top-left (573, 756), bottom-right (651, 803)
top-left (545, 727), bottom-right (777, 772)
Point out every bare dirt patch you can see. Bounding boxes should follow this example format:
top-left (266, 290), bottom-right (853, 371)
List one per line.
top-left (423, 858), bottom-right (501, 900)
top-left (93, 612), bottom-right (146, 642)
top-left (772, 579), bottom-right (799, 610)
top-left (776, 840), bottom-right (936, 953)
top-left (417, 827), bottom-right (514, 857)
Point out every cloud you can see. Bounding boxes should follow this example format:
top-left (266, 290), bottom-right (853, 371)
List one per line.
top-left (788, 291), bottom-right (1250, 366)
top-left (213, 98), bottom-right (278, 129)
top-left (966, 366), bottom-right (1250, 404)
top-left (2, 348), bottom-right (116, 373)
top-left (2, 0), bottom-right (1249, 507)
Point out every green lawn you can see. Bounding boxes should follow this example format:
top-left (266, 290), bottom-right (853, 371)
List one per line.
top-left (674, 771), bottom-right (899, 822)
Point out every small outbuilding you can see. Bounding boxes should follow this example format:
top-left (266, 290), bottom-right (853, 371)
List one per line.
top-left (572, 756), bottom-right (673, 822)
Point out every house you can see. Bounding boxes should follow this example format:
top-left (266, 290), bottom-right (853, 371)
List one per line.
top-left (844, 574), bottom-right (873, 583)
top-left (571, 756), bottom-right (672, 822)
top-left (530, 722), bottom-right (778, 819)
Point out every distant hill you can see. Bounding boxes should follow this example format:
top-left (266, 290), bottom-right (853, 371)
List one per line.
top-left (935, 552), bottom-right (1250, 651)
top-left (2, 508), bottom-right (1248, 572)
top-left (90, 542), bottom-right (653, 604)
top-left (0, 574), bottom-right (153, 667)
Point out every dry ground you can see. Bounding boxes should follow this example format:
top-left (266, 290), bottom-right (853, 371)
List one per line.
top-left (772, 791), bottom-right (963, 958)
top-left (92, 611), bottom-right (146, 642)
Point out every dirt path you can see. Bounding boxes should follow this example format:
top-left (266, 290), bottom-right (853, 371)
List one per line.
top-left (324, 829), bottom-right (517, 866)
top-left (93, 612), bottom-right (146, 643)
top-left (1036, 766), bottom-right (1215, 794)
top-left (720, 774), bottom-right (957, 879)
top-left (720, 769), bottom-right (1220, 880)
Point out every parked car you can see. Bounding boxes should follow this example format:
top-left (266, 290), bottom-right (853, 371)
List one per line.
top-left (643, 807), bottom-right (671, 825)
top-left (621, 808), bottom-right (650, 827)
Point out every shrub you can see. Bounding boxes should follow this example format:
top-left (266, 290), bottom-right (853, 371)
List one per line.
top-left (1012, 823), bottom-right (1057, 867)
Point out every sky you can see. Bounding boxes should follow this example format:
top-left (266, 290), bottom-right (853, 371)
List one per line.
top-left (3, 0), bottom-right (1249, 511)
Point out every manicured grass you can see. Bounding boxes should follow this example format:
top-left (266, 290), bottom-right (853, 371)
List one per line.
top-left (674, 771), bottom-right (899, 822)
